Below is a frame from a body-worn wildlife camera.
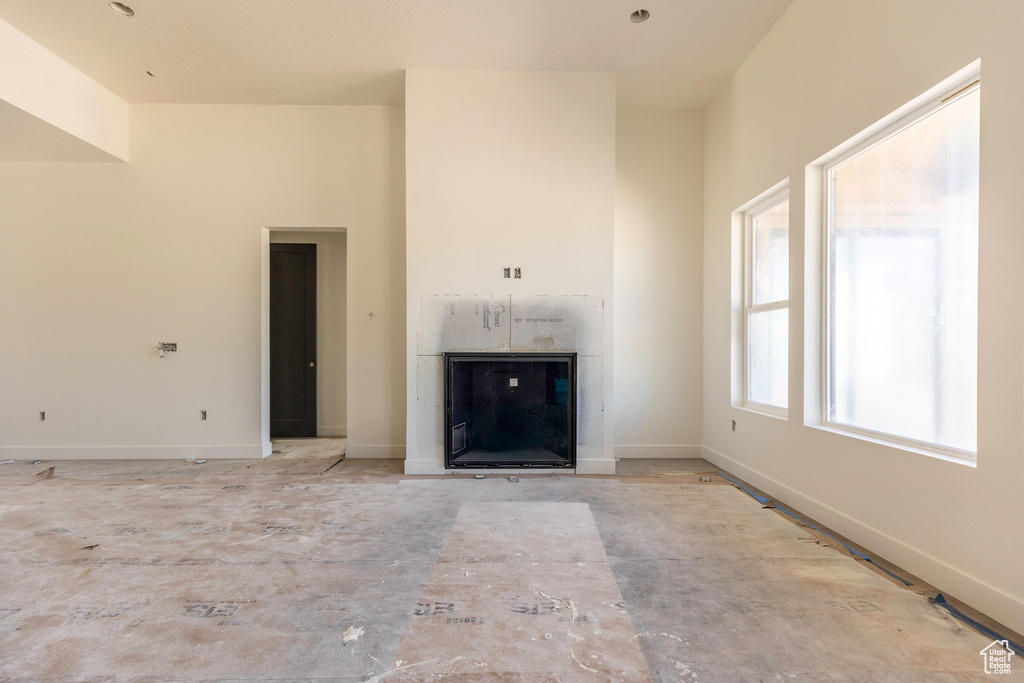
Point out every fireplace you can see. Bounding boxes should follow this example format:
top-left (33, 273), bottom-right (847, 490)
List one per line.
top-left (444, 352), bottom-right (576, 468)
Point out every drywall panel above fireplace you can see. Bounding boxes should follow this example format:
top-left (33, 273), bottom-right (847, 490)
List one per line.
top-left (511, 295), bottom-right (603, 355)
top-left (418, 295), bottom-right (511, 354)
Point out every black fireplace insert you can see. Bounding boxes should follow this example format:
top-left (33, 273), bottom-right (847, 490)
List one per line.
top-left (444, 352), bottom-right (576, 468)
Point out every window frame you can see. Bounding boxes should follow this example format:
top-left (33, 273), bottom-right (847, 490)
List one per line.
top-left (820, 77), bottom-right (980, 461)
top-left (743, 187), bottom-right (790, 418)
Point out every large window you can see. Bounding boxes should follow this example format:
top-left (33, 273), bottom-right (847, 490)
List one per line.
top-left (825, 79), bottom-right (980, 456)
top-left (745, 190), bottom-right (789, 413)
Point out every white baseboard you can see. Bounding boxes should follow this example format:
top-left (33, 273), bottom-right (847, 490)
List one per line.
top-left (317, 426), bottom-right (347, 437)
top-left (262, 441), bottom-right (273, 458)
top-left (702, 445), bottom-right (1024, 635)
top-left (0, 445), bottom-right (265, 460)
top-left (614, 445), bottom-right (704, 459)
top-left (345, 445), bottom-right (405, 459)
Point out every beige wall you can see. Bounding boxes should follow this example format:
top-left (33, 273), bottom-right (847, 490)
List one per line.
top-left (269, 230), bottom-right (348, 437)
top-left (404, 70), bottom-right (617, 473)
top-left (0, 17), bottom-right (127, 161)
top-left (703, 0), bottom-right (1024, 632)
top-left (614, 109), bottom-right (704, 457)
top-left (0, 104), bottom-right (405, 459)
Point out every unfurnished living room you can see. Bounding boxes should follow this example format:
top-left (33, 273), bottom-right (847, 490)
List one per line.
top-left (1, 1), bottom-right (1022, 681)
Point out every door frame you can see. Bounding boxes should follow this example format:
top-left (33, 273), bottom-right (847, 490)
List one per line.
top-left (260, 227), bottom-right (346, 456)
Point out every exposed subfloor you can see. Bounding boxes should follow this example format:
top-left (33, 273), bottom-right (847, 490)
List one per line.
top-left (0, 442), bottom-right (1020, 682)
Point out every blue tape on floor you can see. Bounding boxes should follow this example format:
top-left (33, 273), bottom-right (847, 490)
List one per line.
top-left (715, 473), bottom-right (1024, 651)
top-left (716, 472), bottom-right (913, 586)
top-left (931, 594), bottom-right (1024, 653)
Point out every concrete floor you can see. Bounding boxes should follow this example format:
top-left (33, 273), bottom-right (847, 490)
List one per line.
top-left (0, 441), bottom-right (1020, 682)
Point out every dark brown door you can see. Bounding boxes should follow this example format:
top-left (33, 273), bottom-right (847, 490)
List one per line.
top-left (270, 243), bottom-right (316, 437)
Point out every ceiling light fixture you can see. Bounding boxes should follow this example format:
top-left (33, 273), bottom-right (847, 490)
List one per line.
top-left (630, 9), bottom-right (650, 23)
top-left (108, 2), bottom-right (135, 17)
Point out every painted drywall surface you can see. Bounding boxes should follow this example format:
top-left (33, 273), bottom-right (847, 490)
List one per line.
top-left (703, 0), bottom-right (1024, 632)
top-left (615, 109), bottom-right (704, 458)
top-left (0, 18), bottom-right (128, 161)
top-left (0, 104), bottom-right (405, 459)
top-left (269, 231), bottom-right (347, 436)
top-left (405, 70), bottom-right (616, 474)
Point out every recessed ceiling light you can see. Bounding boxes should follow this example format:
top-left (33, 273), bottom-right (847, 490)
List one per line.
top-left (630, 9), bottom-right (650, 23)
top-left (108, 2), bottom-right (135, 17)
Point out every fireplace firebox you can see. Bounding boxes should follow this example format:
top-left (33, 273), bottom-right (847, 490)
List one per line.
top-left (444, 353), bottom-right (576, 468)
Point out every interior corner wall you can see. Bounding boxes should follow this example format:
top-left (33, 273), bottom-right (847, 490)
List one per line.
top-left (614, 109), bottom-right (704, 458)
top-left (0, 104), bottom-right (405, 460)
top-left (702, 0), bottom-right (1024, 632)
top-left (0, 18), bottom-right (128, 161)
top-left (404, 70), bottom-right (616, 473)
top-left (269, 231), bottom-right (348, 437)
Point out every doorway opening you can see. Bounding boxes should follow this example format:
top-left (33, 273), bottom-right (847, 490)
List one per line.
top-left (263, 229), bottom-right (347, 449)
top-left (270, 243), bottom-right (317, 437)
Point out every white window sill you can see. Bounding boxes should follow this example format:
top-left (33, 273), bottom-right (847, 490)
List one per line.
top-left (736, 403), bottom-right (789, 421)
top-left (809, 423), bottom-right (976, 468)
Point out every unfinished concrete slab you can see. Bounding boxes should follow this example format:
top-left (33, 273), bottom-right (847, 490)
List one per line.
top-left (0, 448), bottom-right (1019, 681)
top-left (391, 502), bottom-right (648, 679)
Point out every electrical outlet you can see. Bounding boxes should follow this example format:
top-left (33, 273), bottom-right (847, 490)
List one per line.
top-left (731, 419), bottom-right (736, 432)
top-left (39, 411), bottom-right (46, 422)
top-left (503, 267), bottom-right (511, 278)
top-left (200, 410), bottom-right (207, 421)
top-left (514, 267), bottom-right (522, 279)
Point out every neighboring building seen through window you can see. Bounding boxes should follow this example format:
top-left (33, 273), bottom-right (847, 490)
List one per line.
top-left (825, 80), bottom-right (980, 455)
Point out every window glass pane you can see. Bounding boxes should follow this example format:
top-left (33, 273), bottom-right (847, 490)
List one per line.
top-left (829, 87), bottom-right (979, 452)
top-left (753, 201), bottom-right (789, 304)
top-left (748, 308), bottom-right (788, 408)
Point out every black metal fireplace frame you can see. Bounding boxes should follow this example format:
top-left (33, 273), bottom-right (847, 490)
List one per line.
top-left (443, 352), bottom-right (577, 469)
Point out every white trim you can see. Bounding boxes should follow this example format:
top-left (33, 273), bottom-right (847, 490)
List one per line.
top-left (262, 441), bottom-right (273, 458)
top-left (810, 423), bottom-right (976, 467)
top-left (741, 183), bottom-right (790, 414)
top-left (317, 426), bottom-right (348, 437)
top-left (818, 71), bottom-right (981, 463)
top-left (345, 445), bottom-right (405, 459)
top-left (0, 445), bottom-right (265, 460)
top-left (823, 81), bottom-right (980, 174)
top-left (746, 299), bottom-right (789, 314)
top-left (701, 445), bottom-right (1024, 635)
top-left (736, 403), bottom-right (788, 420)
top-left (614, 445), bottom-right (704, 459)
top-left (260, 225), bottom-right (348, 458)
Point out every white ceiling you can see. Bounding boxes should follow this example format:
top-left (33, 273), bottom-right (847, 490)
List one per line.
top-left (0, 0), bottom-right (792, 109)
